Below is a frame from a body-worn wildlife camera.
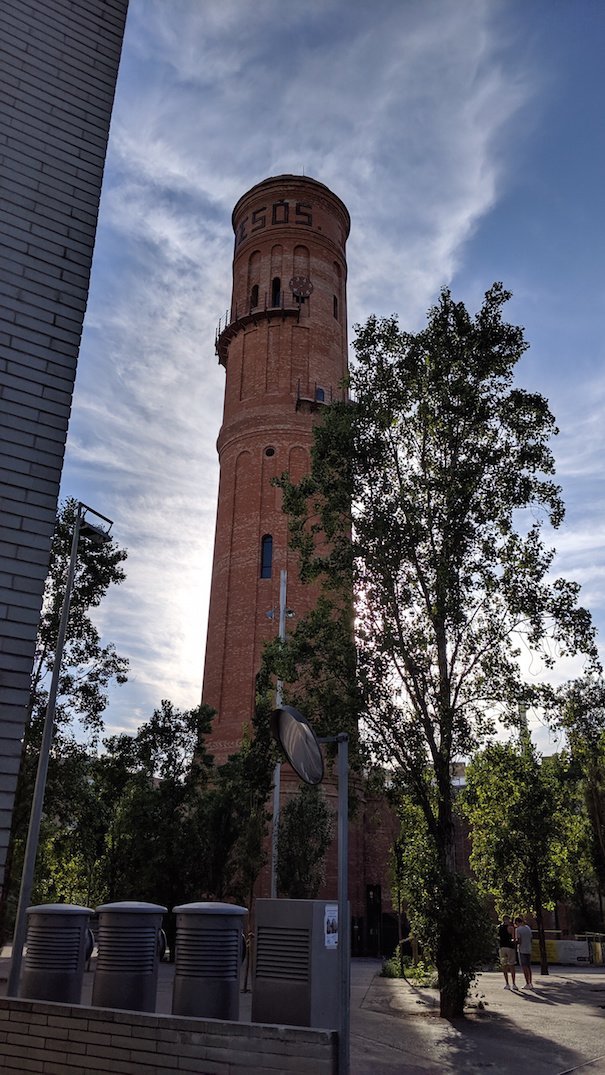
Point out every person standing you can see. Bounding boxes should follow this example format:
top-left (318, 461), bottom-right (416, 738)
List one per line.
top-left (515, 915), bottom-right (534, 989)
top-left (498, 915), bottom-right (517, 989)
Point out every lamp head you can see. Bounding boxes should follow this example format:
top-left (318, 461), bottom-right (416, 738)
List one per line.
top-left (79, 519), bottom-right (112, 545)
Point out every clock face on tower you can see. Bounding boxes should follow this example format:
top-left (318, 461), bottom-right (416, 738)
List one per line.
top-left (289, 275), bottom-right (314, 299)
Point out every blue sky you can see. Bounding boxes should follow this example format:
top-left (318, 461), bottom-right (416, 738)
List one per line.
top-left (59, 0), bottom-right (605, 749)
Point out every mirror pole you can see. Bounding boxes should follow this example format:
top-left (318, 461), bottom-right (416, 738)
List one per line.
top-left (337, 732), bottom-right (350, 1075)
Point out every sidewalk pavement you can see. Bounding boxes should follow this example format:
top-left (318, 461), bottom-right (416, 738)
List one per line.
top-left (350, 960), bottom-right (605, 1074)
top-left (2, 952), bottom-right (605, 1074)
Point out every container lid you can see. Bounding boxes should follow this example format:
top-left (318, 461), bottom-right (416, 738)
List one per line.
top-left (27, 904), bottom-right (94, 915)
top-left (173, 902), bottom-right (247, 915)
top-left (95, 901), bottom-right (167, 913)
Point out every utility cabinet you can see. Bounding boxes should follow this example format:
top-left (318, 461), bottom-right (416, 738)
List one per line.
top-left (251, 898), bottom-right (340, 1029)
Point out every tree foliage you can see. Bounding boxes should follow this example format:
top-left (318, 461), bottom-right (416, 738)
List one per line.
top-left (262, 595), bottom-right (363, 767)
top-left (1, 500), bottom-right (281, 944)
top-left (29, 498), bottom-right (129, 736)
top-left (392, 790), bottom-right (496, 1009)
top-left (279, 284), bottom-right (598, 1014)
top-left (277, 784), bottom-right (334, 899)
top-left (12, 695), bottom-right (274, 956)
top-left (555, 677), bottom-right (605, 925)
top-left (99, 702), bottom-right (215, 917)
top-left (0, 500), bottom-right (129, 943)
top-left (463, 740), bottom-right (584, 972)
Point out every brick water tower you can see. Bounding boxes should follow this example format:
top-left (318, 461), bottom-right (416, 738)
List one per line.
top-left (202, 175), bottom-right (350, 759)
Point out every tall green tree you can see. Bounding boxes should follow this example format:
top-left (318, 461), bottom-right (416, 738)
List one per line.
top-left (29, 498), bottom-right (128, 735)
top-left (105, 674), bottom-right (275, 916)
top-left (463, 740), bottom-right (583, 973)
top-left (0, 499), bottom-right (129, 942)
top-left (392, 788), bottom-right (496, 998)
top-left (22, 691), bottom-right (272, 952)
top-left (102, 702), bottom-right (215, 907)
top-left (199, 728), bottom-right (273, 908)
top-left (261, 596), bottom-right (363, 763)
top-left (555, 677), bottom-right (605, 925)
top-left (277, 784), bottom-right (334, 899)
top-left (279, 284), bottom-right (598, 1015)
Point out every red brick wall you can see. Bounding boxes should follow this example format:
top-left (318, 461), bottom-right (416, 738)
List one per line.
top-left (203, 178), bottom-right (406, 951)
top-left (203, 176), bottom-right (350, 761)
top-left (0, 997), bottom-right (336, 1073)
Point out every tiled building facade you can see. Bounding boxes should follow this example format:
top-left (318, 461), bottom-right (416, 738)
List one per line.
top-left (0, 0), bottom-right (129, 888)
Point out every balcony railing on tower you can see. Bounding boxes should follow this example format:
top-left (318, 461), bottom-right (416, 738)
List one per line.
top-left (215, 290), bottom-right (302, 367)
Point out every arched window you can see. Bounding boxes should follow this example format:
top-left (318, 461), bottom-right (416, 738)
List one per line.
top-left (271, 277), bottom-right (281, 307)
top-left (260, 534), bottom-right (273, 578)
top-left (315, 386), bottom-right (325, 402)
top-left (250, 284), bottom-right (259, 309)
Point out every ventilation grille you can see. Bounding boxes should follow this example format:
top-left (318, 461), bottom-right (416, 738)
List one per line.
top-left (176, 926), bottom-right (240, 979)
top-left (255, 926), bottom-right (310, 981)
top-left (96, 924), bottom-right (157, 973)
top-left (25, 924), bottom-right (81, 972)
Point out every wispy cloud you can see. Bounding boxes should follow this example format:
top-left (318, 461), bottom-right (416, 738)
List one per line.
top-left (61, 0), bottom-right (604, 735)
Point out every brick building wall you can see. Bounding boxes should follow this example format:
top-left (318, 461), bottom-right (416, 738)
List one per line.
top-left (0, 996), bottom-right (337, 1073)
top-left (203, 175), bottom-right (350, 761)
top-left (0, 0), bottom-right (129, 886)
top-left (202, 178), bottom-right (406, 932)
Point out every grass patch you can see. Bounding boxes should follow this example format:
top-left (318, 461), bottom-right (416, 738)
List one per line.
top-left (382, 954), bottom-right (438, 987)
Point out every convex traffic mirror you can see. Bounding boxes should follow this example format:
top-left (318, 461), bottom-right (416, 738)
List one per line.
top-left (270, 705), bottom-right (324, 785)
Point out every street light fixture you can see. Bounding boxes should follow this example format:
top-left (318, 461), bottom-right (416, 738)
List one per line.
top-left (7, 502), bottom-right (113, 997)
top-left (270, 569), bottom-right (294, 899)
top-left (271, 704), bottom-right (350, 1075)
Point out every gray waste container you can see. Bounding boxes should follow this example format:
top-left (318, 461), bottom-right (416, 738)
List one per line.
top-left (91, 901), bottom-right (167, 1012)
top-left (172, 901), bottom-right (247, 1019)
top-left (19, 904), bottom-right (93, 1004)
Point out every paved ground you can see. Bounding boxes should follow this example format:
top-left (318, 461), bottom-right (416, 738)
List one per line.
top-left (3, 953), bottom-right (605, 1074)
top-left (350, 960), bottom-right (605, 1075)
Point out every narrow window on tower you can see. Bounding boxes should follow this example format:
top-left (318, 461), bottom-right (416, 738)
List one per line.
top-left (271, 277), bottom-right (281, 307)
top-left (333, 295), bottom-right (339, 320)
top-left (260, 534), bottom-right (273, 578)
top-left (250, 284), bottom-right (259, 309)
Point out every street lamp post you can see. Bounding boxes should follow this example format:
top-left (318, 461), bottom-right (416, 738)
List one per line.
top-left (270, 705), bottom-right (350, 1075)
top-left (319, 731), bottom-right (350, 1075)
top-left (270, 569), bottom-right (288, 899)
top-left (7, 502), bottom-right (113, 997)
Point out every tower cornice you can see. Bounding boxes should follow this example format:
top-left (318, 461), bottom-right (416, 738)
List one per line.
top-left (232, 174), bottom-right (350, 239)
top-left (216, 407), bottom-right (335, 458)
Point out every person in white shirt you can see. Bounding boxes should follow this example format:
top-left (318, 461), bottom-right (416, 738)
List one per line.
top-left (515, 916), bottom-right (534, 989)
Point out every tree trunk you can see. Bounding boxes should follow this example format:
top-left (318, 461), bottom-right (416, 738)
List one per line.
top-left (436, 784), bottom-right (468, 1017)
top-left (396, 904), bottom-right (405, 977)
top-left (242, 883), bottom-right (256, 992)
top-left (438, 966), bottom-right (467, 1019)
top-left (535, 901), bottom-right (549, 976)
